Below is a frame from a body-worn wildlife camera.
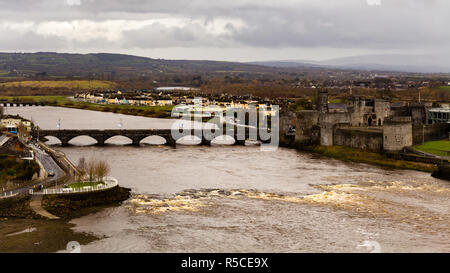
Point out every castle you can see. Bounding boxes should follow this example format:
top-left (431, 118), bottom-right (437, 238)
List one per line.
top-left (282, 90), bottom-right (449, 152)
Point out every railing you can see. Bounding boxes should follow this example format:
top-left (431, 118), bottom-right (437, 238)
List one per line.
top-left (37, 141), bottom-right (80, 176)
top-left (30, 177), bottom-right (118, 195)
top-left (0, 191), bottom-right (19, 199)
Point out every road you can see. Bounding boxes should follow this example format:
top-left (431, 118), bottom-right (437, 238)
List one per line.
top-left (1, 142), bottom-right (65, 198)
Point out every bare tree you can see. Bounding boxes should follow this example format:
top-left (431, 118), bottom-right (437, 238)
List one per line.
top-left (86, 158), bottom-right (96, 182)
top-left (0, 106), bottom-right (3, 119)
top-left (77, 157), bottom-right (87, 182)
top-left (94, 160), bottom-right (110, 182)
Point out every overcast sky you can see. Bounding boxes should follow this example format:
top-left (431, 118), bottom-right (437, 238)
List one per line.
top-left (0, 0), bottom-right (448, 61)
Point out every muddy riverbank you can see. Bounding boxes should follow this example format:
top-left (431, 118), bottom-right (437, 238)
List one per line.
top-left (0, 217), bottom-right (98, 253)
top-left (0, 186), bottom-right (131, 252)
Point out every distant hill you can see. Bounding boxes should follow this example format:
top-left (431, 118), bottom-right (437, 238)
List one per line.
top-left (249, 54), bottom-right (450, 74)
top-left (1, 52), bottom-right (446, 83)
top-left (0, 52), bottom-right (286, 79)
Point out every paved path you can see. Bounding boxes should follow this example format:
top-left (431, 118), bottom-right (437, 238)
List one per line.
top-left (30, 195), bottom-right (60, 220)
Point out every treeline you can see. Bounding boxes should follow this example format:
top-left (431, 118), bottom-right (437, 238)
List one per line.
top-left (0, 74), bottom-right (448, 103)
top-left (0, 85), bottom-right (76, 96)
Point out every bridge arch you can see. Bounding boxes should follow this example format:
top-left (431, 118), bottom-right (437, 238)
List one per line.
top-left (104, 135), bottom-right (133, 146)
top-left (68, 135), bottom-right (99, 146)
top-left (176, 135), bottom-right (202, 145)
top-left (140, 135), bottom-right (167, 145)
top-left (42, 135), bottom-right (62, 146)
top-left (211, 135), bottom-right (235, 145)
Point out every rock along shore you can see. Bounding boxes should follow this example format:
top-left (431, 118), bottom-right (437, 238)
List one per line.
top-left (0, 186), bottom-right (131, 219)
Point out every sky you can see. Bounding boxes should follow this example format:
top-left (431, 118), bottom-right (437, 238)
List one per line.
top-left (0, 0), bottom-right (448, 62)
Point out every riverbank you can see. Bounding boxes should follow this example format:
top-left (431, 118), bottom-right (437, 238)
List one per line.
top-left (0, 195), bottom-right (40, 219)
top-left (432, 164), bottom-right (450, 181)
top-left (292, 144), bottom-right (437, 173)
top-left (42, 186), bottom-right (131, 219)
top-left (0, 217), bottom-right (99, 253)
top-left (0, 186), bottom-right (131, 219)
top-left (0, 95), bottom-right (173, 119)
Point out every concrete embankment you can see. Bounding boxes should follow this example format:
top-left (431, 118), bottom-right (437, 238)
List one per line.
top-left (0, 186), bottom-right (131, 219)
top-left (30, 195), bottom-right (60, 220)
top-left (42, 186), bottom-right (131, 219)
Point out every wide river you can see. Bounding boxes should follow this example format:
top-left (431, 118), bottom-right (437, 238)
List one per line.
top-left (3, 107), bottom-right (450, 252)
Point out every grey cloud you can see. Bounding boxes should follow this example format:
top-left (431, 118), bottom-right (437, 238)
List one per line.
top-left (0, 28), bottom-right (67, 51)
top-left (0, 0), bottom-right (448, 58)
top-left (121, 22), bottom-right (233, 49)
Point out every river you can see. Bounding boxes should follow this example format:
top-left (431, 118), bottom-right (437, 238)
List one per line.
top-left (2, 106), bottom-right (449, 253)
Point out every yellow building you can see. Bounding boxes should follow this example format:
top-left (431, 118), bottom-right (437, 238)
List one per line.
top-left (1, 118), bottom-right (31, 133)
top-left (156, 100), bottom-right (173, 106)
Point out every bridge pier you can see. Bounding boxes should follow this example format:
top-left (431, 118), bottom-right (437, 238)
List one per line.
top-left (132, 138), bottom-right (141, 146)
top-left (92, 135), bottom-right (106, 146)
top-left (201, 138), bottom-right (211, 146)
top-left (164, 137), bottom-right (177, 147)
top-left (61, 140), bottom-right (70, 147)
top-left (59, 136), bottom-right (70, 147)
top-left (234, 139), bottom-right (246, 146)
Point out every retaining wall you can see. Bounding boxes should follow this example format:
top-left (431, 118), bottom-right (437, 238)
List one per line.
top-left (412, 123), bottom-right (450, 145)
top-left (333, 127), bottom-right (383, 151)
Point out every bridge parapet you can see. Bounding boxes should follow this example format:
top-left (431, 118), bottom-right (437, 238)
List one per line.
top-left (32, 127), bottom-right (271, 147)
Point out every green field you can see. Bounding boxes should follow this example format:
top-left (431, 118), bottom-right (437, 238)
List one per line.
top-left (0, 95), bottom-right (174, 119)
top-left (0, 80), bottom-right (116, 89)
top-left (0, 95), bottom-right (70, 104)
top-left (414, 140), bottom-right (450, 157)
top-left (61, 100), bottom-right (174, 118)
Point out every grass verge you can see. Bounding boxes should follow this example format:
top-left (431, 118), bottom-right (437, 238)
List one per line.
top-left (297, 145), bottom-right (436, 172)
top-left (67, 181), bottom-right (105, 189)
top-left (414, 140), bottom-right (450, 157)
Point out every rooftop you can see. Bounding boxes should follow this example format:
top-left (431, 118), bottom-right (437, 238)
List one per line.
top-left (428, 108), bottom-right (450, 113)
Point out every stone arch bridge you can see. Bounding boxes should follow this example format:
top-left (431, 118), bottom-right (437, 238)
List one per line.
top-left (33, 128), bottom-right (269, 147)
top-left (0, 101), bottom-right (45, 107)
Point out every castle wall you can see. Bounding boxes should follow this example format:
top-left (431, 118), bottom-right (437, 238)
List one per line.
top-left (383, 117), bottom-right (413, 151)
top-left (347, 97), bottom-right (366, 126)
top-left (410, 107), bottom-right (426, 125)
top-left (333, 127), bottom-right (383, 151)
top-left (374, 99), bottom-right (390, 126)
top-left (279, 111), bottom-right (296, 135)
top-left (295, 110), bottom-right (319, 144)
top-left (412, 123), bottom-right (450, 145)
top-left (319, 112), bottom-right (350, 146)
top-left (317, 91), bottom-right (328, 112)
top-left (320, 123), bottom-right (334, 146)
